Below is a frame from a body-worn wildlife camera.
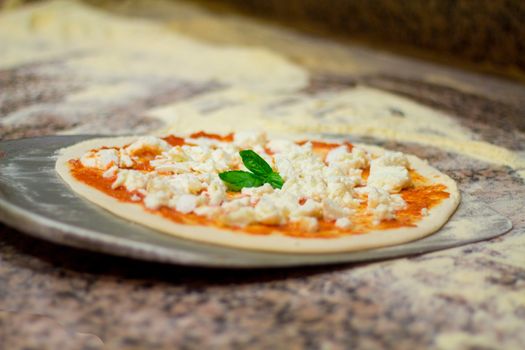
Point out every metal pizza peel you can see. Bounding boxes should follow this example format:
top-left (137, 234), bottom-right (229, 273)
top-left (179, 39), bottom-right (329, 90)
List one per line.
top-left (0, 135), bottom-right (512, 268)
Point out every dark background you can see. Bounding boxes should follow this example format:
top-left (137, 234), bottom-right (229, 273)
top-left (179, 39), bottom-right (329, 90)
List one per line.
top-left (194, 0), bottom-right (525, 81)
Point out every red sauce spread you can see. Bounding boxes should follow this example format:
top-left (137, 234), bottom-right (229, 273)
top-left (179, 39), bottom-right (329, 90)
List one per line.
top-left (70, 160), bottom-right (136, 202)
top-left (163, 135), bottom-right (185, 147)
top-left (189, 131), bottom-right (234, 142)
top-left (69, 133), bottom-right (450, 238)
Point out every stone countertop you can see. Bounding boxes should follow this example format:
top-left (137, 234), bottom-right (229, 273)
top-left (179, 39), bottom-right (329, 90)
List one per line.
top-left (1, 1), bottom-right (525, 349)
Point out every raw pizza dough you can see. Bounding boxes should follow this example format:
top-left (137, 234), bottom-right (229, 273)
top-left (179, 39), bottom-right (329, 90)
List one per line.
top-left (55, 136), bottom-right (460, 253)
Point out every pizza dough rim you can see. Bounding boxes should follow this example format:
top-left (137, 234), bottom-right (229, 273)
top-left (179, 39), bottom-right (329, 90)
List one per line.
top-left (55, 136), bottom-right (461, 253)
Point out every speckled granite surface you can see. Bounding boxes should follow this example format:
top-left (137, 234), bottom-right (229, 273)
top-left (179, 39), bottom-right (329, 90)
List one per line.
top-left (1, 1), bottom-right (525, 349)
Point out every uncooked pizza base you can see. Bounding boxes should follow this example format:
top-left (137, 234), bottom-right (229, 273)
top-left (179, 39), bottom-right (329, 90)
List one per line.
top-left (55, 136), bottom-right (460, 253)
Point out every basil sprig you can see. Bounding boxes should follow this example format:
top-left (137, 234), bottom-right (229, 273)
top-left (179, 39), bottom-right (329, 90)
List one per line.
top-left (218, 170), bottom-right (264, 192)
top-left (219, 150), bottom-right (284, 191)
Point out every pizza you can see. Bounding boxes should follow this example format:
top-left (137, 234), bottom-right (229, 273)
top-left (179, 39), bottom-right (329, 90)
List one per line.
top-left (55, 131), bottom-right (460, 253)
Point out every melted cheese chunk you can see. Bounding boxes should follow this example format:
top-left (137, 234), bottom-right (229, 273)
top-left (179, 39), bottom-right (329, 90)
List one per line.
top-left (112, 170), bottom-right (150, 192)
top-left (326, 145), bottom-right (369, 170)
top-left (365, 186), bottom-right (407, 224)
top-left (126, 136), bottom-right (170, 155)
top-left (234, 131), bottom-right (268, 149)
top-left (367, 152), bottom-right (411, 193)
top-left (80, 148), bottom-right (119, 170)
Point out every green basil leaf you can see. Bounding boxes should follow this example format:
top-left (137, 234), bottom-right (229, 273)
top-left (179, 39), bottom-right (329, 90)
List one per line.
top-left (265, 171), bottom-right (284, 189)
top-left (239, 150), bottom-right (273, 177)
top-left (219, 150), bottom-right (284, 191)
top-left (218, 170), bottom-right (264, 192)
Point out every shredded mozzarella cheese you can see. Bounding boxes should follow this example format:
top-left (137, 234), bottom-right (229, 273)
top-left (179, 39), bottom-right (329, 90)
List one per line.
top-left (79, 133), bottom-right (415, 231)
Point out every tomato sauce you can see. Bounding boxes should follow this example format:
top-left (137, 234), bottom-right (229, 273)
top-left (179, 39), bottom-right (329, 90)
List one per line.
top-left (69, 133), bottom-right (450, 238)
top-left (70, 160), bottom-right (137, 202)
top-left (189, 131), bottom-right (234, 142)
top-left (163, 135), bottom-right (185, 147)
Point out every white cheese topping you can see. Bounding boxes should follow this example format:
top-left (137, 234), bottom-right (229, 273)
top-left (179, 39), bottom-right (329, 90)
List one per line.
top-left (79, 134), bottom-right (416, 231)
top-left (174, 194), bottom-right (199, 214)
top-left (111, 170), bottom-right (150, 192)
top-left (335, 217), bottom-right (352, 229)
top-left (234, 131), bottom-right (268, 149)
top-left (221, 207), bottom-right (256, 228)
top-left (118, 148), bottom-right (134, 168)
top-left (126, 136), bottom-right (170, 155)
top-left (366, 186), bottom-right (407, 224)
top-left (326, 145), bottom-right (369, 170)
top-left (292, 216), bottom-right (319, 233)
top-left (367, 151), bottom-right (412, 193)
top-left (80, 148), bottom-right (119, 170)
top-left (102, 165), bottom-right (118, 179)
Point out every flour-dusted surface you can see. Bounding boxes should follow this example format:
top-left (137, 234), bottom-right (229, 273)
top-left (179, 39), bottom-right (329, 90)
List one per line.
top-left (1, 0), bottom-right (525, 349)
